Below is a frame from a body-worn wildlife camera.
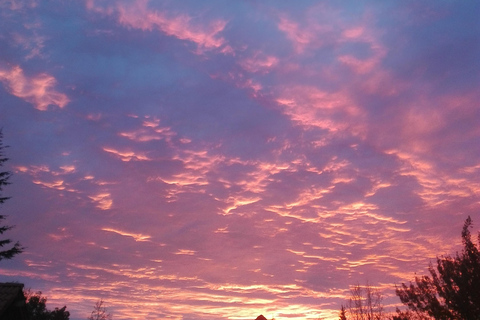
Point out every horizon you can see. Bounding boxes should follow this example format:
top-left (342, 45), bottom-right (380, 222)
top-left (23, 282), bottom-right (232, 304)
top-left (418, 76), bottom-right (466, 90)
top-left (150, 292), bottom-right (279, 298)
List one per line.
top-left (0, 1), bottom-right (479, 320)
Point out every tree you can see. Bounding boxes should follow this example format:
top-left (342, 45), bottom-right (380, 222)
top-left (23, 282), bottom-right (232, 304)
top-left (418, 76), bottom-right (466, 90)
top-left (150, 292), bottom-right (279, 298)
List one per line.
top-left (49, 306), bottom-right (70, 320)
top-left (25, 290), bottom-right (49, 320)
top-left (88, 299), bottom-right (112, 320)
top-left (390, 310), bottom-right (425, 320)
top-left (342, 283), bottom-right (385, 320)
top-left (395, 216), bottom-right (480, 320)
top-left (339, 305), bottom-right (347, 320)
top-left (0, 129), bottom-right (23, 261)
top-left (24, 289), bottom-right (70, 320)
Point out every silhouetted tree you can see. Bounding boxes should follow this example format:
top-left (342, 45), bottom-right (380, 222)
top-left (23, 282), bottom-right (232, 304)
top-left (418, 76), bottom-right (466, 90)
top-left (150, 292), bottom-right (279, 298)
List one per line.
top-left (342, 283), bottom-right (385, 320)
top-left (395, 216), bottom-right (480, 320)
top-left (339, 305), bottom-right (347, 320)
top-left (24, 289), bottom-right (70, 320)
top-left (25, 290), bottom-right (48, 320)
top-left (49, 306), bottom-right (70, 320)
top-left (0, 129), bottom-right (23, 261)
top-left (88, 299), bottom-right (112, 320)
top-left (390, 310), bottom-right (423, 320)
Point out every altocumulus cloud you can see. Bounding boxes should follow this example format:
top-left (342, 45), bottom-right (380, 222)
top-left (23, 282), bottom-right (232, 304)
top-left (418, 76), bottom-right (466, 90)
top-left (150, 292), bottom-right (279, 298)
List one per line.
top-left (0, 1), bottom-right (479, 320)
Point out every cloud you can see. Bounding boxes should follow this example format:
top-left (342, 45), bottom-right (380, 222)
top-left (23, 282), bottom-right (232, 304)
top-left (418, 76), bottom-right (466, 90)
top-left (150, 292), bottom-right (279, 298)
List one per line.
top-left (2, 1), bottom-right (479, 320)
top-left (11, 27), bottom-right (46, 60)
top-left (32, 179), bottom-right (65, 190)
top-left (222, 195), bottom-right (262, 216)
top-left (88, 192), bottom-right (113, 210)
top-left (0, 0), bottom-right (38, 11)
top-left (87, 0), bottom-right (230, 53)
top-left (101, 228), bottom-right (151, 242)
top-left (119, 116), bottom-right (176, 142)
top-left (102, 147), bottom-right (151, 161)
top-left (275, 85), bottom-right (364, 135)
top-left (15, 164), bottom-right (79, 193)
top-left (175, 249), bottom-right (196, 255)
top-left (0, 64), bottom-right (69, 110)
top-left (240, 52), bottom-right (279, 74)
top-left (337, 25), bottom-right (387, 75)
top-left (277, 15), bottom-right (317, 54)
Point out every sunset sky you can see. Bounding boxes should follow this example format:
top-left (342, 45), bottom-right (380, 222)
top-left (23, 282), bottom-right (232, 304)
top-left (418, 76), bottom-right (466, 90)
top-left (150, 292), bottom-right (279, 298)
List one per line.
top-left (0, 1), bottom-right (479, 319)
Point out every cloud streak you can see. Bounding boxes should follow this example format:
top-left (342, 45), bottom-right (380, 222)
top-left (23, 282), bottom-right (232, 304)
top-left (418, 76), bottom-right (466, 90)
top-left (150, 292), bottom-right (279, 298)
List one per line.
top-left (87, 0), bottom-right (230, 53)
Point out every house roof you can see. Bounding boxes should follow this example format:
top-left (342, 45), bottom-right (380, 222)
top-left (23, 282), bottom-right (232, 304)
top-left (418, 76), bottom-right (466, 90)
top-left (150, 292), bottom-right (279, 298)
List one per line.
top-left (0, 283), bottom-right (25, 316)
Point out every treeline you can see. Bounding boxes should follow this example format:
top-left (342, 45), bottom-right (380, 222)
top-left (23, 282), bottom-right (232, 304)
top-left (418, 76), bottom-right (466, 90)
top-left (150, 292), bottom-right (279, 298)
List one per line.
top-left (22, 290), bottom-right (70, 320)
top-left (339, 216), bottom-right (480, 320)
top-left (21, 291), bottom-right (111, 320)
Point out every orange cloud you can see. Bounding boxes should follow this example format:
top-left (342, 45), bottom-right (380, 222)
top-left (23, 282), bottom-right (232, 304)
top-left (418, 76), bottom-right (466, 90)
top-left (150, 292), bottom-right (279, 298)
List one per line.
top-left (175, 249), bottom-right (196, 255)
top-left (32, 179), bottom-right (65, 190)
top-left (0, 65), bottom-right (69, 110)
top-left (102, 228), bottom-right (151, 242)
top-left (17, 164), bottom-right (79, 193)
top-left (102, 147), bottom-right (151, 161)
top-left (222, 196), bottom-right (262, 215)
top-left (88, 192), bottom-right (113, 210)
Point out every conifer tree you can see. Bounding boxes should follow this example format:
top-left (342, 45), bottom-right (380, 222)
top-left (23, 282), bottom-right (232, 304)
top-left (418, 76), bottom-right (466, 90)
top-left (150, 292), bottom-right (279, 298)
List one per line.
top-left (0, 129), bottom-right (23, 261)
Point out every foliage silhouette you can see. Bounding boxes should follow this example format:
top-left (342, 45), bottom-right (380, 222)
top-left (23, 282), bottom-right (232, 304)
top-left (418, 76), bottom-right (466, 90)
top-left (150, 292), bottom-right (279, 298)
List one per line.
top-left (88, 299), bottom-right (112, 320)
top-left (395, 216), bottom-right (480, 319)
top-left (341, 282), bottom-right (386, 320)
top-left (49, 306), bottom-right (70, 320)
top-left (24, 289), bottom-right (70, 320)
top-left (339, 305), bottom-right (347, 320)
top-left (0, 129), bottom-right (23, 261)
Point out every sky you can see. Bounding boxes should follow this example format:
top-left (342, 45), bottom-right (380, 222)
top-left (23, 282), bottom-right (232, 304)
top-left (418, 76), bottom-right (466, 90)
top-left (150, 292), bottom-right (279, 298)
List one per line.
top-left (0, 0), bottom-right (479, 319)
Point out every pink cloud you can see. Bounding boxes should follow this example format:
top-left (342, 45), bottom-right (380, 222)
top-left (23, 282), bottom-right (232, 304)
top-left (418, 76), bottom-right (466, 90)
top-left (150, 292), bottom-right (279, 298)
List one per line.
top-left (337, 25), bottom-right (387, 75)
top-left (0, 0), bottom-right (37, 10)
top-left (2, 2), bottom-right (478, 320)
top-left (101, 228), bottom-right (151, 241)
top-left (87, 0), bottom-right (229, 53)
top-left (277, 15), bottom-right (318, 53)
top-left (276, 5), bottom-right (342, 54)
top-left (240, 52), bottom-right (279, 73)
top-left (119, 119), bottom-right (176, 143)
top-left (0, 64), bottom-right (69, 110)
top-left (275, 85), bottom-right (364, 135)
top-left (102, 146), bottom-right (151, 161)
top-left (277, 8), bottom-right (387, 77)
